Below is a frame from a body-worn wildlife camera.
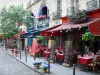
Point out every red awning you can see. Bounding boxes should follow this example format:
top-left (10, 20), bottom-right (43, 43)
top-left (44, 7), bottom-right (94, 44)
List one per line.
top-left (40, 24), bottom-right (61, 36)
top-left (89, 18), bottom-right (100, 36)
top-left (48, 18), bottom-right (100, 32)
top-left (40, 18), bottom-right (100, 36)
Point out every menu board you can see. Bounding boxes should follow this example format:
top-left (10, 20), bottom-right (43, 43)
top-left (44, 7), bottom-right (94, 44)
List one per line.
top-left (63, 40), bottom-right (72, 67)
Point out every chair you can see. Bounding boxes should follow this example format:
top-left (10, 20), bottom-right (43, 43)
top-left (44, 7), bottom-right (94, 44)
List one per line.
top-left (88, 60), bottom-right (97, 73)
top-left (88, 57), bottom-right (98, 74)
top-left (96, 56), bottom-right (100, 72)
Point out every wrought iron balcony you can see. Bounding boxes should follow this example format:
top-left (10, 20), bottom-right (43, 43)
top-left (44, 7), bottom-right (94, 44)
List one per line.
top-left (52, 10), bottom-right (62, 19)
top-left (87, 0), bottom-right (100, 11)
top-left (67, 5), bottom-right (79, 16)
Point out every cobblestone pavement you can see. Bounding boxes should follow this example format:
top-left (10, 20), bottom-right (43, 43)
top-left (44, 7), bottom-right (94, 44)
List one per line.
top-left (0, 50), bottom-right (41, 75)
top-left (0, 46), bottom-right (100, 75)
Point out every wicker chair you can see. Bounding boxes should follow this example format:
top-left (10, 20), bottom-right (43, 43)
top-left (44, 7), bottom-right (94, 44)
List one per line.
top-left (88, 58), bottom-right (97, 74)
top-left (96, 56), bottom-right (100, 72)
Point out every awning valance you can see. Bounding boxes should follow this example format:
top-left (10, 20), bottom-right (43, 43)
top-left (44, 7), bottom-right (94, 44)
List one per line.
top-left (48, 18), bottom-right (100, 32)
top-left (40, 18), bottom-right (100, 36)
top-left (40, 24), bottom-right (61, 36)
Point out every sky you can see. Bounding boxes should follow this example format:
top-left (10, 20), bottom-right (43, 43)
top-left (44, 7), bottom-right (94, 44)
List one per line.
top-left (0, 0), bottom-right (9, 10)
top-left (0, 0), bottom-right (28, 11)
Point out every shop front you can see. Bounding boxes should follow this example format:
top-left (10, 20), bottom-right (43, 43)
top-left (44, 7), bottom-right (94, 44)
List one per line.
top-left (40, 16), bottom-right (100, 66)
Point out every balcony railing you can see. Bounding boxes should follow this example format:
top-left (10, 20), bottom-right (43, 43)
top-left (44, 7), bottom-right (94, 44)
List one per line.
top-left (52, 10), bottom-right (62, 19)
top-left (67, 5), bottom-right (79, 16)
top-left (87, 0), bottom-right (100, 11)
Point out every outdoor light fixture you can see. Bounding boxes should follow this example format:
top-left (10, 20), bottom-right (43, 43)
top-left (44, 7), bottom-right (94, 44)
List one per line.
top-left (52, 31), bottom-right (54, 33)
top-left (79, 25), bottom-right (82, 30)
top-left (45, 33), bottom-right (47, 35)
top-left (60, 30), bottom-right (62, 32)
top-left (66, 30), bottom-right (68, 32)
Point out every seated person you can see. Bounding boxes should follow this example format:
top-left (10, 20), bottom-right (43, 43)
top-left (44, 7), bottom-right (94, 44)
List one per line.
top-left (89, 51), bottom-right (94, 56)
top-left (55, 49), bottom-right (60, 54)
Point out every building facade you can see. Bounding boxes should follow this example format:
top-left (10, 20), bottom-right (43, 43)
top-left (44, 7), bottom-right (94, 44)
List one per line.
top-left (27, 0), bottom-right (100, 28)
top-left (27, 0), bottom-right (100, 54)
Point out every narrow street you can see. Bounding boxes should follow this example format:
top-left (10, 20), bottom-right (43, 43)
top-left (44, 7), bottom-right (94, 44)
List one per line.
top-left (0, 49), bottom-right (41, 75)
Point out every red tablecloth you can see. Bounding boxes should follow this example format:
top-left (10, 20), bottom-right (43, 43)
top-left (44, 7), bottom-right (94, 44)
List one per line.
top-left (78, 57), bottom-right (93, 67)
top-left (44, 51), bottom-right (50, 59)
top-left (56, 54), bottom-right (64, 60)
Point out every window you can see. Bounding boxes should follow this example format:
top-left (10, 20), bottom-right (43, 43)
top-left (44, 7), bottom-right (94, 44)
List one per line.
top-left (69, 0), bottom-right (79, 6)
top-left (87, 0), bottom-right (100, 11)
top-left (67, 0), bottom-right (80, 15)
top-left (57, 0), bottom-right (61, 11)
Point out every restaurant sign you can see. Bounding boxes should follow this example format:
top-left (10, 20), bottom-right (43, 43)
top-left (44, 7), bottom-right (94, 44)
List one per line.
top-left (89, 20), bottom-right (100, 36)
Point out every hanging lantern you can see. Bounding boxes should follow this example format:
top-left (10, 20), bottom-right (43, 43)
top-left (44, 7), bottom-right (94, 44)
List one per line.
top-left (66, 30), bottom-right (68, 32)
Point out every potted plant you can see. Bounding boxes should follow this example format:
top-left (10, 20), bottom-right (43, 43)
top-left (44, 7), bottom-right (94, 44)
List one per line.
top-left (11, 43), bottom-right (18, 56)
top-left (82, 32), bottom-right (95, 54)
top-left (42, 64), bottom-right (48, 73)
top-left (13, 43), bottom-right (18, 49)
top-left (33, 61), bottom-right (41, 69)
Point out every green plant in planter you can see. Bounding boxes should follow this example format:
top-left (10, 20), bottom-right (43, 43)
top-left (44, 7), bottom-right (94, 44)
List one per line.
top-left (33, 61), bottom-right (41, 69)
top-left (69, 10), bottom-right (89, 24)
top-left (82, 32), bottom-right (95, 51)
top-left (37, 36), bottom-right (45, 43)
top-left (82, 32), bottom-right (95, 41)
top-left (37, 36), bottom-right (48, 46)
top-left (42, 65), bottom-right (48, 73)
top-left (12, 43), bottom-right (18, 49)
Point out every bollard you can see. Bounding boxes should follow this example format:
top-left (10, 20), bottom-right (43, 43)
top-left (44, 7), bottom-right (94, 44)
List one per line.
top-left (25, 49), bottom-right (27, 63)
top-left (34, 54), bottom-right (36, 60)
top-left (20, 49), bottom-right (21, 59)
top-left (73, 64), bottom-right (75, 75)
top-left (48, 58), bottom-right (50, 74)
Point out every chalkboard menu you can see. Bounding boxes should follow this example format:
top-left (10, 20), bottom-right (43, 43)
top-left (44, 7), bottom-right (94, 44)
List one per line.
top-left (63, 40), bottom-right (72, 67)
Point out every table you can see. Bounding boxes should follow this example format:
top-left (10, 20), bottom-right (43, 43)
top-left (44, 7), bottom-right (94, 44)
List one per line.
top-left (78, 57), bottom-right (94, 71)
top-left (56, 53), bottom-right (64, 60)
top-left (78, 57), bottom-right (94, 67)
top-left (56, 53), bottom-right (64, 64)
top-left (44, 51), bottom-right (50, 59)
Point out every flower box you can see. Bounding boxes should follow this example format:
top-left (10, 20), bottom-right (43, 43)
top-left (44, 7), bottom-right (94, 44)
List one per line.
top-left (37, 15), bottom-right (50, 20)
top-left (38, 15), bottom-right (46, 20)
top-left (33, 61), bottom-right (41, 69)
top-left (41, 64), bottom-right (49, 73)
